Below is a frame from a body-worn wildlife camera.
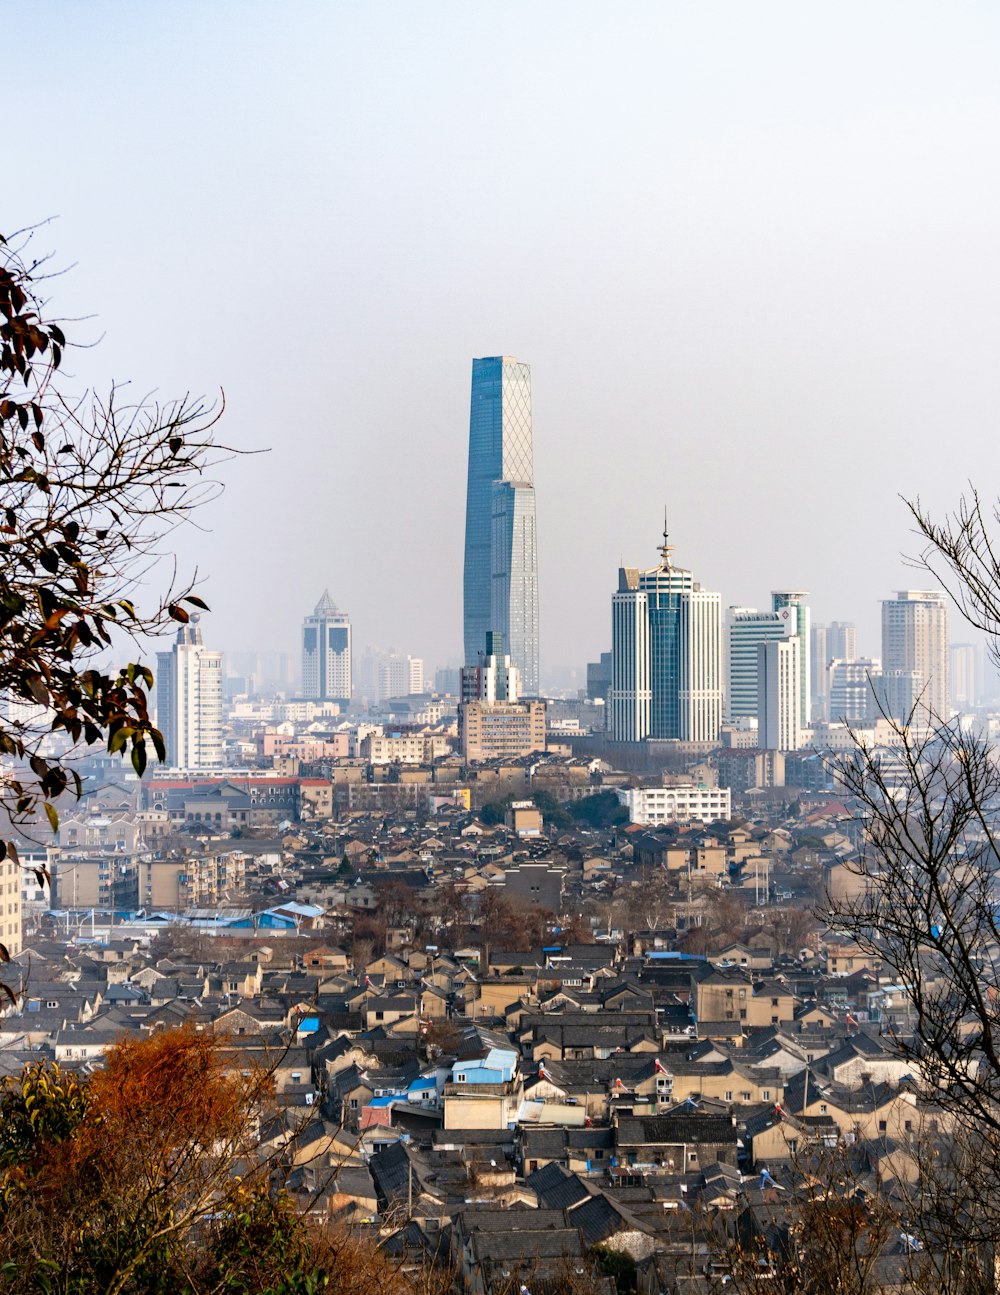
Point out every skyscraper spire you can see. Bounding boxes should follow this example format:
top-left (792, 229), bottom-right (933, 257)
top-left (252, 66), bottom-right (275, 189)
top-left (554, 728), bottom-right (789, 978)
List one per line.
top-left (658, 505), bottom-right (675, 570)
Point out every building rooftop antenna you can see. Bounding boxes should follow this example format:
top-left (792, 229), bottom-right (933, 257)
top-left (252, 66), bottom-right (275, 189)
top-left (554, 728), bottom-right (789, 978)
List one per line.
top-left (658, 506), bottom-right (675, 569)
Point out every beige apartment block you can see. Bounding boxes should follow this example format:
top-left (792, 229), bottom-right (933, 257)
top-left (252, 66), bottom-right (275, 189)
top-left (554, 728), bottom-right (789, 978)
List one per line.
top-left (360, 733), bottom-right (452, 765)
top-left (460, 701), bottom-right (546, 762)
top-left (139, 849), bottom-right (247, 911)
top-left (0, 857), bottom-right (22, 956)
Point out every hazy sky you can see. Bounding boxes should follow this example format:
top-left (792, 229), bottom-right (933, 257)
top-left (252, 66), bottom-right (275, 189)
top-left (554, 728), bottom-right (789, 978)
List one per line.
top-left (16, 2), bottom-right (1000, 681)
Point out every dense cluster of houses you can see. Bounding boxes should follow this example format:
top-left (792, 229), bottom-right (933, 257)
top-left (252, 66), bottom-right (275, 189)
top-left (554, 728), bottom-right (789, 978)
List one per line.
top-left (0, 776), bottom-right (961, 1291)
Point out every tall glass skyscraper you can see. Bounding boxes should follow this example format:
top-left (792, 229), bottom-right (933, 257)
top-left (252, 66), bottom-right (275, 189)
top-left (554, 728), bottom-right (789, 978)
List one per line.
top-left (463, 356), bottom-right (539, 693)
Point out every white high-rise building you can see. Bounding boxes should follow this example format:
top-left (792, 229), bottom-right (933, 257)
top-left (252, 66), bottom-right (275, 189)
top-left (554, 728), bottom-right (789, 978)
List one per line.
top-left (726, 608), bottom-right (796, 721)
top-left (881, 590), bottom-right (948, 722)
top-left (301, 591), bottom-right (351, 703)
top-left (810, 622), bottom-right (857, 721)
top-left (156, 619), bottom-right (223, 769)
top-left (771, 592), bottom-right (810, 729)
top-left (758, 636), bottom-right (801, 751)
top-left (609, 568), bottom-right (650, 742)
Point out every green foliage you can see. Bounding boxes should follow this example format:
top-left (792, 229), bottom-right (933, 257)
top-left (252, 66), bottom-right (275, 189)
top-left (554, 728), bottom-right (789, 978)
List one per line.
top-left (568, 790), bottom-right (629, 830)
top-left (209, 1188), bottom-right (318, 1294)
top-left (0, 1060), bottom-right (89, 1206)
top-left (478, 797), bottom-right (512, 825)
top-left (529, 790), bottom-right (573, 829)
top-left (592, 1243), bottom-right (637, 1295)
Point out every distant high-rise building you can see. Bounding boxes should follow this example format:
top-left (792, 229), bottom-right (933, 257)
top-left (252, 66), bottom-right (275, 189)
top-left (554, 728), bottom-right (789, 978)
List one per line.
top-left (871, 668), bottom-right (925, 723)
top-left (726, 608), bottom-right (796, 721)
top-left (758, 637), bottom-right (801, 751)
top-left (301, 591), bottom-right (351, 704)
top-left (950, 643), bottom-right (980, 709)
top-left (609, 523), bottom-right (721, 743)
top-left (463, 356), bottom-right (539, 694)
top-left (828, 657), bottom-right (881, 725)
top-left (610, 569), bottom-right (650, 742)
top-left (434, 666), bottom-right (462, 696)
top-left (811, 621), bottom-right (857, 721)
top-left (771, 592), bottom-right (810, 728)
top-left (156, 618), bottom-right (223, 769)
top-left (810, 624), bottom-right (828, 719)
top-left (828, 622), bottom-right (857, 662)
top-left (377, 653), bottom-right (424, 702)
top-left (881, 590), bottom-right (948, 721)
top-left (586, 651), bottom-right (613, 705)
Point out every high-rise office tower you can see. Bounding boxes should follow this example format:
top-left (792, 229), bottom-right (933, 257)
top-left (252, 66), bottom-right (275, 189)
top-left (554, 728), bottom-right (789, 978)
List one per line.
top-left (463, 356), bottom-right (539, 694)
top-left (771, 592), bottom-right (810, 728)
top-left (881, 590), bottom-right (948, 721)
top-left (609, 524), bottom-right (721, 743)
top-left (156, 618), bottom-right (223, 769)
top-left (301, 591), bottom-right (351, 703)
top-left (610, 568), bottom-right (651, 741)
top-left (726, 607), bottom-right (796, 721)
top-left (758, 637), bottom-right (801, 751)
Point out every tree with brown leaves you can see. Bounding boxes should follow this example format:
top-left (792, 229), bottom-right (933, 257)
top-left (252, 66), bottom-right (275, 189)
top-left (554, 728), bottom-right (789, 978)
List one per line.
top-left (0, 227), bottom-right (229, 886)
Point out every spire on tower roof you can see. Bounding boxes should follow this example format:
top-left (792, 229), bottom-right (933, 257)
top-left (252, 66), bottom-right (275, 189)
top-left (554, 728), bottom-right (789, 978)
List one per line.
top-left (658, 506), bottom-right (675, 570)
top-left (313, 589), bottom-right (339, 616)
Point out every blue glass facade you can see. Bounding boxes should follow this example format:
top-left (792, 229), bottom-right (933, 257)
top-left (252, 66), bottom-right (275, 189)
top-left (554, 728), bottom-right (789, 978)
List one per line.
top-left (641, 568), bottom-right (689, 739)
top-left (463, 357), bottom-right (539, 693)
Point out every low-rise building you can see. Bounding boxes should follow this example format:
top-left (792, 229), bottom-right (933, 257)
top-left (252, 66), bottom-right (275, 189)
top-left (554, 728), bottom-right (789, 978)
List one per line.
top-left (459, 701), bottom-right (546, 762)
top-left (617, 783), bottom-right (731, 825)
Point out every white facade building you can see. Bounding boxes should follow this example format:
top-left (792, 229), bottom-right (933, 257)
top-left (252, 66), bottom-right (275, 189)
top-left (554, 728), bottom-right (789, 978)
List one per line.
top-left (156, 619), bottom-right (224, 769)
top-left (680, 587), bottom-right (723, 743)
top-left (758, 636), bottom-right (801, 752)
top-left (609, 569), bottom-right (650, 741)
top-left (881, 591), bottom-right (948, 721)
top-left (301, 590), bottom-right (351, 703)
top-left (828, 657), bottom-right (881, 724)
top-left (617, 783), bottom-right (732, 825)
top-left (726, 608), bottom-right (795, 721)
top-left (771, 592), bottom-right (810, 729)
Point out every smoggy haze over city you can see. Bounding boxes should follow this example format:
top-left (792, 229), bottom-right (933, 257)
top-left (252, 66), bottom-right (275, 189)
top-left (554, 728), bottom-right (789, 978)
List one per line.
top-left (16, 2), bottom-right (1000, 683)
